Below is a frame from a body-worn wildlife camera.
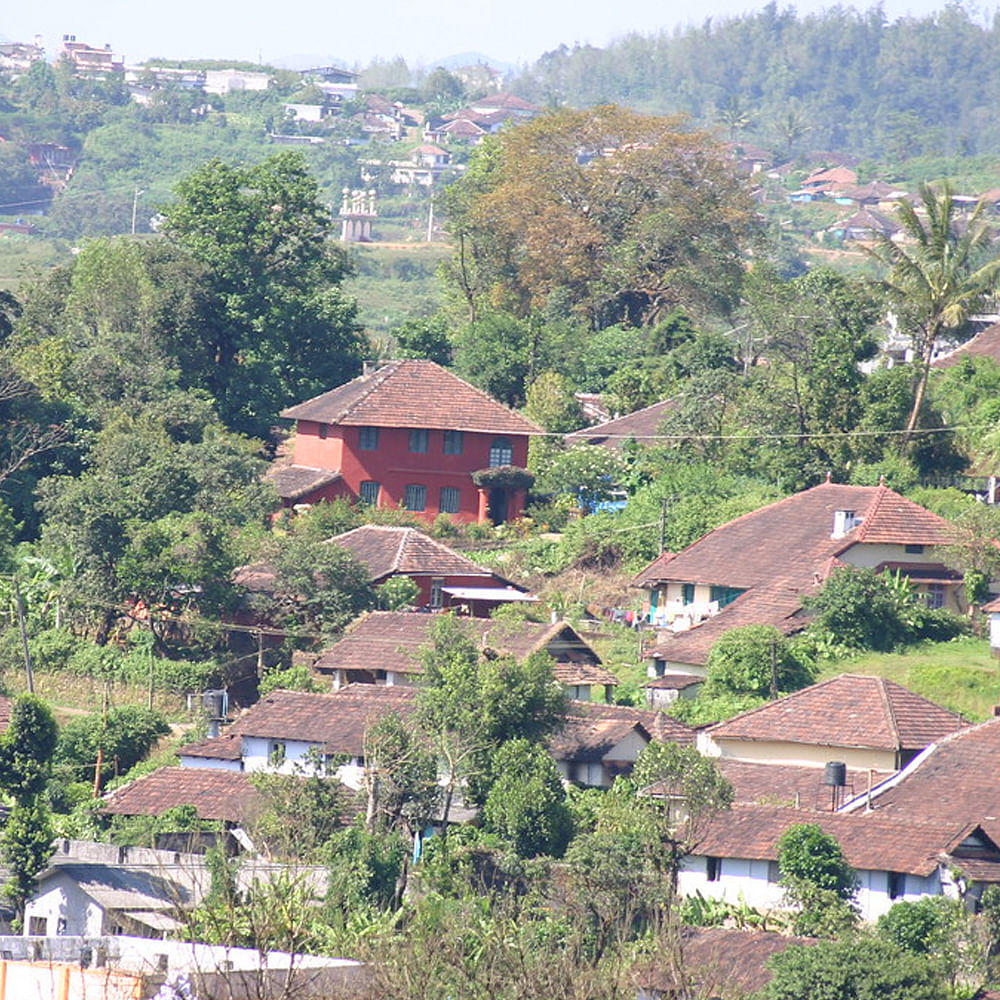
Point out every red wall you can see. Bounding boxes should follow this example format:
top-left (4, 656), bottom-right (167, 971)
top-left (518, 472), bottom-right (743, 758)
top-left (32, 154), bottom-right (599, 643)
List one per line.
top-left (391, 573), bottom-right (508, 615)
top-left (289, 423), bottom-right (530, 523)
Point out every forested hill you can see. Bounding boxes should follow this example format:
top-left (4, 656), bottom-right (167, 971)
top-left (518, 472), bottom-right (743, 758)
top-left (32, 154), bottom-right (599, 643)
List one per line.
top-left (509, 4), bottom-right (1000, 160)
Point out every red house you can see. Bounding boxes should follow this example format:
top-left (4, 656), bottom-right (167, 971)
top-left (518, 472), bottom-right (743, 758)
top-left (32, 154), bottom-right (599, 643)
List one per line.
top-left (274, 360), bottom-right (541, 524)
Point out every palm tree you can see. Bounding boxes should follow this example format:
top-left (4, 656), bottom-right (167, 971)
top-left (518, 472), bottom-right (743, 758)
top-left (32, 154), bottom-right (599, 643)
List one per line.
top-left (868, 183), bottom-right (1000, 450)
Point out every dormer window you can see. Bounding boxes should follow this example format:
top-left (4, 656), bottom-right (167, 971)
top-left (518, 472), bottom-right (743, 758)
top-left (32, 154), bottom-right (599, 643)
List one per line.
top-left (832, 510), bottom-right (859, 539)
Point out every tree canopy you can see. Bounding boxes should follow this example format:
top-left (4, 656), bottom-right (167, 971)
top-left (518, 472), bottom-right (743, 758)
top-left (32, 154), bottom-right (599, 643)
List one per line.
top-left (441, 106), bottom-right (755, 329)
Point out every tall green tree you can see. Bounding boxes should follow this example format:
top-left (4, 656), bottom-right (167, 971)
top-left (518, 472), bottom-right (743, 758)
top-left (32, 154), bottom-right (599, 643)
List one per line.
top-left (0, 695), bottom-right (58, 924)
top-left (162, 152), bottom-right (364, 433)
top-left (482, 739), bottom-right (572, 858)
top-left (868, 184), bottom-right (1000, 449)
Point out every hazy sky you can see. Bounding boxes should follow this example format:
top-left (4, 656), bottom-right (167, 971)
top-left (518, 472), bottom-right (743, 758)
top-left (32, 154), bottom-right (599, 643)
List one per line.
top-left (1, 0), bottom-right (968, 70)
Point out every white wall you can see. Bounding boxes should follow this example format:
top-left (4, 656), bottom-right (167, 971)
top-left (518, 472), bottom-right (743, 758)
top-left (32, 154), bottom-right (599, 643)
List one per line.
top-left (680, 854), bottom-right (943, 922)
top-left (177, 756), bottom-right (241, 771)
top-left (697, 733), bottom-right (899, 771)
top-left (25, 873), bottom-right (104, 937)
top-left (240, 736), bottom-right (324, 775)
top-left (990, 612), bottom-right (1000, 651)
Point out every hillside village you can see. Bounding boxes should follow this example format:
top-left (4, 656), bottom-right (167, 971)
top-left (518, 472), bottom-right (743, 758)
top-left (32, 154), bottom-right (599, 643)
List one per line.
top-left (7, 15), bottom-right (1000, 1000)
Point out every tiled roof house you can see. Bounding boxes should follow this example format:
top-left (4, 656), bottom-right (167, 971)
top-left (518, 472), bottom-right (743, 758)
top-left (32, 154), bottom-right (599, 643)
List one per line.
top-left (563, 398), bottom-right (678, 451)
top-left (274, 360), bottom-right (541, 524)
top-left (680, 804), bottom-right (1000, 921)
top-left (234, 525), bottom-right (532, 617)
top-left (635, 927), bottom-right (816, 999)
top-left (310, 610), bottom-right (621, 701)
top-left (931, 322), bottom-right (1000, 370)
top-left (635, 481), bottom-right (961, 675)
top-left (172, 683), bottom-right (677, 790)
top-left (841, 715), bottom-right (1000, 845)
top-left (699, 674), bottom-right (967, 771)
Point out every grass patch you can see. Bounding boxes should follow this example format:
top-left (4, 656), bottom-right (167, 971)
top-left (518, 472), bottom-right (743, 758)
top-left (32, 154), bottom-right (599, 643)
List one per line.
top-left (4, 669), bottom-right (191, 724)
top-left (0, 233), bottom-right (71, 292)
top-left (816, 636), bottom-right (999, 722)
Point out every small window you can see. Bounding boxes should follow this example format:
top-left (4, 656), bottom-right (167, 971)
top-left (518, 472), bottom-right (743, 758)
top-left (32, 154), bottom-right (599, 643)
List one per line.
top-left (681, 583), bottom-right (695, 605)
top-left (358, 426), bottom-right (379, 450)
top-left (904, 543), bottom-right (924, 554)
top-left (409, 428), bottom-right (429, 453)
top-left (925, 584), bottom-right (945, 610)
top-left (360, 480), bottom-right (380, 506)
top-left (430, 578), bottom-right (444, 609)
top-left (443, 430), bottom-right (464, 455)
top-left (318, 423), bottom-right (328, 439)
top-left (28, 916), bottom-right (47, 936)
top-left (440, 486), bottom-right (461, 514)
top-left (706, 857), bottom-right (721, 882)
top-left (888, 871), bottom-right (906, 899)
top-left (710, 585), bottom-right (744, 608)
top-left (404, 484), bottom-right (427, 511)
top-left (269, 741), bottom-right (286, 766)
top-left (489, 437), bottom-right (513, 467)
top-left (767, 861), bottom-right (780, 883)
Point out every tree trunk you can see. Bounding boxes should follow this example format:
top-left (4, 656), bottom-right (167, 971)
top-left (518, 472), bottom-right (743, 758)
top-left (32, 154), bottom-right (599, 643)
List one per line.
top-left (899, 324), bottom-right (940, 454)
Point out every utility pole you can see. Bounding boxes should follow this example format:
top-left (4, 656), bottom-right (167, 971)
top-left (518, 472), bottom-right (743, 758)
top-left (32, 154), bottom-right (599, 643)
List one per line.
top-left (659, 496), bottom-right (669, 555)
top-left (131, 187), bottom-right (145, 235)
top-left (12, 575), bottom-right (34, 694)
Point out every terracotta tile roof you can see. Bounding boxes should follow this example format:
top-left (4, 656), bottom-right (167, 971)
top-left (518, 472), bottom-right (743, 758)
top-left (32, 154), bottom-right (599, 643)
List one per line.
top-left (280, 360), bottom-right (541, 435)
top-left (227, 686), bottom-right (417, 755)
top-left (714, 759), bottom-right (894, 810)
top-left (982, 596), bottom-right (1000, 613)
top-left (644, 673), bottom-right (704, 691)
top-left (101, 767), bottom-right (262, 824)
top-left (562, 699), bottom-right (695, 746)
top-left (832, 208), bottom-right (899, 236)
top-left (269, 465), bottom-right (341, 501)
top-left (932, 322), bottom-right (1000, 370)
top-left (850, 716), bottom-right (1000, 836)
top-left (552, 662), bottom-right (620, 688)
top-left (644, 588), bottom-right (808, 668)
top-left (329, 525), bottom-right (509, 582)
top-left (563, 398), bottom-right (678, 450)
top-left (694, 804), bottom-right (986, 877)
top-left (549, 715), bottom-right (649, 763)
top-left (635, 927), bottom-right (817, 996)
top-left (707, 675), bottom-right (966, 753)
top-left (177, 733), bottom-right (243, 761)
top-left (635, 482), bottom-right (957, 666)
top-left (804, 165), bottom-right (857, 187)
top-left (232, 561), bottom-right (278, 592)
top-left (312, 612), bottom-right (608, 680)
top-left (471, 93), bottom-right (539, 111)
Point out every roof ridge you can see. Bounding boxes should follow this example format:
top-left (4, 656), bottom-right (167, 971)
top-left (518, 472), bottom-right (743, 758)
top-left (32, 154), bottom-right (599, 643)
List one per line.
top-left (412, 359), bottom-right (544, 433)
top-left (849, 485), bottom-right (888, 543)
top-left (876, 676), bottom-right (901, 748)
top-left (390, 527), bottom-right (414, 572)
top-left (659, 482), bottom-right (874, 564)
top-left (332, 360), bottom-right (401, 422)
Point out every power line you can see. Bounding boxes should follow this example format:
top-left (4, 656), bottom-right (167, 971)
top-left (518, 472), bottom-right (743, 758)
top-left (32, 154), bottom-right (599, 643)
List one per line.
top-left (559, 423), bottom-right (995, 443)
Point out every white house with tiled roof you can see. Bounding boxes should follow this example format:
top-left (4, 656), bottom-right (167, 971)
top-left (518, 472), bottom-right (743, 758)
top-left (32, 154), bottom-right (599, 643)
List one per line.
top-left (677, 805), bottom-right (1000, 921)
top-left (310, 610), bottom-right (620, 700)
top-left (274, 359), bottom-right (541, 524)
top-left (635, 481), bottom-right (962, 676)
top-left (698, 674), bottom-right (967, 771)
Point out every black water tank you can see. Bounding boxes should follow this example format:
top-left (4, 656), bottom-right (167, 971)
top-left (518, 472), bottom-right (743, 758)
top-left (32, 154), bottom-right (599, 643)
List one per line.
top-left (825, 761), bottom-right (847, 787)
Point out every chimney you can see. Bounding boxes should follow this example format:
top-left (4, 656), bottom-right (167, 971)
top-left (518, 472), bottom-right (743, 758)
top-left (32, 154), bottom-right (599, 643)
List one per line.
top-left (831, 509), bottom-right (857, 539)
